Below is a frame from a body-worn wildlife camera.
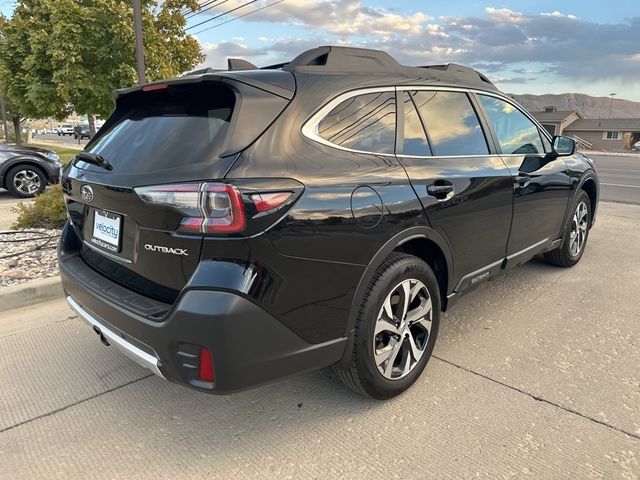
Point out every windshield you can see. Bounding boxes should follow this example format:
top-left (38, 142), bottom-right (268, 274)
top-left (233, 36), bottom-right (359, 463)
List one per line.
top-left (84, 83), bottom-right (236, 174)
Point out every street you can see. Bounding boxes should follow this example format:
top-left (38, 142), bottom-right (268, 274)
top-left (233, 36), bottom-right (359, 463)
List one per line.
top-left (33, 132), bottom-right (89, 148)
top-left (1, 201), bottom-right (638, 479)
top-left (591, 154), bottom-right (640, 204)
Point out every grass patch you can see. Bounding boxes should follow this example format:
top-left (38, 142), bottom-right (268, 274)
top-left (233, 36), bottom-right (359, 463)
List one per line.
top-left (12, 184), bottom-right (68, 229)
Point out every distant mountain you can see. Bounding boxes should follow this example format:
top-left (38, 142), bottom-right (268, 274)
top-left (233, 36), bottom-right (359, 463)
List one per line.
top-left (510, 93), bottom-right (640, 119)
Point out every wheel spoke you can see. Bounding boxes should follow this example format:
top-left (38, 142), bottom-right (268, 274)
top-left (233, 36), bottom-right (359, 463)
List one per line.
top-left (407, 331), bottom-right (422, 362)
top-left (374, 316), bottom-right (400, 336)
top-left (406, 295), bottom-right (432, 323)
top-left (400, 347), bottom-right (411, 376)
top-left (383, 339), bottom-right (403, 377)
top-left (399, 281), bottom-right (411, 321)
top-left (412, 315), bottom-right (432, 336)
top-left (382, 296), bottom-right (394, 320)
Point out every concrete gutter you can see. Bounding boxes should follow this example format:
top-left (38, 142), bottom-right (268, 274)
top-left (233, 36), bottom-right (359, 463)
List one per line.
top-left (0, 276), bottom-right (63, 313)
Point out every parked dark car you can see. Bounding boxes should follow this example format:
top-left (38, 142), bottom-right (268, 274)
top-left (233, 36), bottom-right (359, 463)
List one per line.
top-left (58, 46), bottom-right (599, 399)
top-left (0, 143), bottom-right (61, 197)
top-left (73, 124), bottom-right (91, 140)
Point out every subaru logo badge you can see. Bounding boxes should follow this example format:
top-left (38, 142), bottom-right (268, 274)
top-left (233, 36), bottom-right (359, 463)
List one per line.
top-left (81, 185), bottom-right (94, 203)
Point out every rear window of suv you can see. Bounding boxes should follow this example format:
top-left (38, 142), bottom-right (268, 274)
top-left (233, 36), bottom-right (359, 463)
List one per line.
top-left (84, 84), bottom-right (235, 173)
top-left (317, 92), bottom-right (396, 154)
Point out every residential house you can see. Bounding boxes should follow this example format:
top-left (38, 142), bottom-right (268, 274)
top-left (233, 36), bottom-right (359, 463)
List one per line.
top-left (530, 106), bottom-right (640, 151)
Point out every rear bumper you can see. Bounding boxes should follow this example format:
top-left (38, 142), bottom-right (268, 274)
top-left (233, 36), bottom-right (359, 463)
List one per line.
top-left (67, 296), bottom-right (165, 378)
top-left (59, 246), bottom-right (347, 394)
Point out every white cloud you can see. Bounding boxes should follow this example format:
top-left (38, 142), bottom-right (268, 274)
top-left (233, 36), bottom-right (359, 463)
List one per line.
top-left (195, 3), bottom-right (640, 86)
top-left (202, 0), bottom-right (430, 37)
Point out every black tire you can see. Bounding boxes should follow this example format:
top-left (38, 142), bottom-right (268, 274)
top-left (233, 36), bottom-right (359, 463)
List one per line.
top-left (544, 190), bottom-right (591, 267)
top-left (335, 253), bottom-right (441, 399)
top-left (5, 165), bottom-right (47, 198)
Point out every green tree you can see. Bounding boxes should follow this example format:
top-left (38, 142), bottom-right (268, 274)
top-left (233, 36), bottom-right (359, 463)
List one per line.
top-left (0, 0), bottom-right (204, 136)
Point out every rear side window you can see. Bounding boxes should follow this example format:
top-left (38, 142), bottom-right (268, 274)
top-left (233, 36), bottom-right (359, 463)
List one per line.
top-left (400, 91), bottom-right (431, 156)
top-left (478, 95), bottom-right (544, 155)
top-left (318, 92), bottom-right (396, 154)
top-left (85, 84), bottom-right (235, 173)
top-left (412, 91), bottom-right (489, 156)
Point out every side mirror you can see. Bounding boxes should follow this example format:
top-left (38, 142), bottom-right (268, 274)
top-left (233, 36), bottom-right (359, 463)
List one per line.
top-left (552, 136), bottom-right (576, 157)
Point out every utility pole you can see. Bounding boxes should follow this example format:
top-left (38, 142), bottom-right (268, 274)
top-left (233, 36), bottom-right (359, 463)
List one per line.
top-left (608, 93), bottom-right (616, 119)
top-left (0, 95), bottom-right (9, 143)
top-left (133, 0), bottom-right (146, 84)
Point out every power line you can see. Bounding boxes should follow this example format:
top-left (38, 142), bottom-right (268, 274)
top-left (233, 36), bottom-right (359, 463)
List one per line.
top-left (192, 0), bottom-right (285, 35)
top-left (185, 0), bottom-right (258, 31)
top-left (184, 0), bottom-right (229, 20)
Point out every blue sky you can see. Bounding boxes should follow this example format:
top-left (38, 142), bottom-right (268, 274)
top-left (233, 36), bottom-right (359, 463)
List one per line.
top-left (2, 1), bottom-right (639, 101)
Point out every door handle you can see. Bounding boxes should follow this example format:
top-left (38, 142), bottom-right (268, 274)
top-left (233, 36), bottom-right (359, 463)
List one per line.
top-left (514, 173), bottom-right (531, 188)
top-left (427, 181), bottom-right (455, 201)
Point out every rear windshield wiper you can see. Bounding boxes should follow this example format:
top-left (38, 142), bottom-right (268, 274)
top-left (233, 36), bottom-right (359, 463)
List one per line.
top-left (76, 152), bottom-right (113, 171)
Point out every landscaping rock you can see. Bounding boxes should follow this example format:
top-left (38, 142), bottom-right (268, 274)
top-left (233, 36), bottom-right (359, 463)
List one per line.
top-left (0, 229), bottom-right (61, 287)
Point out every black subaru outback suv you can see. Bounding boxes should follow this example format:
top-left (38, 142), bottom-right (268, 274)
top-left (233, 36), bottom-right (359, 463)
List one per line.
top-left (58, 46), bottom-right (598, 399)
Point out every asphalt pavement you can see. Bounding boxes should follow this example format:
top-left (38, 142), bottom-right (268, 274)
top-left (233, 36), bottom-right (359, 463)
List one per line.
top-left (33, 132), bottom-right (89, 148)
top-left (589, 153), bottom-right (640, 205)
top-left (1, 201), bottom-right (639, 479)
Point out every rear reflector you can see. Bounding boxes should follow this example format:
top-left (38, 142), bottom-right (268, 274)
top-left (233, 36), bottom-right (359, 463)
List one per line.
top-left (251, 192), bottom-right (293, 213)
top-left (198, 348), bottom-right (215, 382)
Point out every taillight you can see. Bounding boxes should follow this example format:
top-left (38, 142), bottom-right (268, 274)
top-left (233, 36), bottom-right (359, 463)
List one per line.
top-left (135, 182), bottom-right (245, 234)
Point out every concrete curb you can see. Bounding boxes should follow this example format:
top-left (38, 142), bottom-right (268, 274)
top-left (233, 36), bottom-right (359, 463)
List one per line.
top-left (0, 276), bottom-right (63, 313)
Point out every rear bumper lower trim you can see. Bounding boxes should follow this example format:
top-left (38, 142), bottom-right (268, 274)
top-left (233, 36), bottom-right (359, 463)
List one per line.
top-left (66, 295), bottom-right (165, 379)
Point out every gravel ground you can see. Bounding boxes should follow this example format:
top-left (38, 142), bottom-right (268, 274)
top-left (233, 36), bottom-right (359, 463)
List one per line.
top-left (0, 229), bottom-right (61, 287)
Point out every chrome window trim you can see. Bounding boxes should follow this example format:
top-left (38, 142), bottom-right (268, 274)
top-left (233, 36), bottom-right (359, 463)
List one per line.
top-left (302, 84), bottom-right (553, 159)
top-left (301, 86), bottom-right (396, 157)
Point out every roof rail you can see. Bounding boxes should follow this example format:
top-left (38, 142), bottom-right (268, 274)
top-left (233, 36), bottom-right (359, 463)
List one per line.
top-left (181, 46), bottom-right (496, 89)
top-left (283, 46), bottom-right (401, 73)
top-left (419, 63), bottom-right (494, 86)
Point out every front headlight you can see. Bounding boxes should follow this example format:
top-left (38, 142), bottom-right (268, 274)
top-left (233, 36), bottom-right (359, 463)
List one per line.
top-left (45, 151), bottom-right (61, 162)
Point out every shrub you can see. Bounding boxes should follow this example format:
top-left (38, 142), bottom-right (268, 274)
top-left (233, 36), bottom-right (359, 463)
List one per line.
top-left (12, 184), bottom-right (68, 229)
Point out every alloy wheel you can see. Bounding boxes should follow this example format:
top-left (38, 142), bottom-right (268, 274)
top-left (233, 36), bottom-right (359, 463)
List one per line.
top-left (373, 278), bottom-right (433, 380)
top-left (13, 169), bottom-right (42, 195)
top-left (569, 201), bottom-right (588, 257)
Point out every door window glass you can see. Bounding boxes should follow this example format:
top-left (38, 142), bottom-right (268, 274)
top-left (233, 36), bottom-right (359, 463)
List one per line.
top-left (400, 91), bottom-right (431, 156)
top-left (478, 95), bottom-right (544, 154)
top-left (318, 92), bottom-right (396, 154)
top-left (412, 91), bottom-right (489, 156)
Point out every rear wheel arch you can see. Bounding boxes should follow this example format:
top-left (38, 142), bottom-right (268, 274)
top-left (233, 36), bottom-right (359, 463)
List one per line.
top-left (337, 227), bottom-right (453, 368)
top-left (394, 237), bottom-right (448, 308)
